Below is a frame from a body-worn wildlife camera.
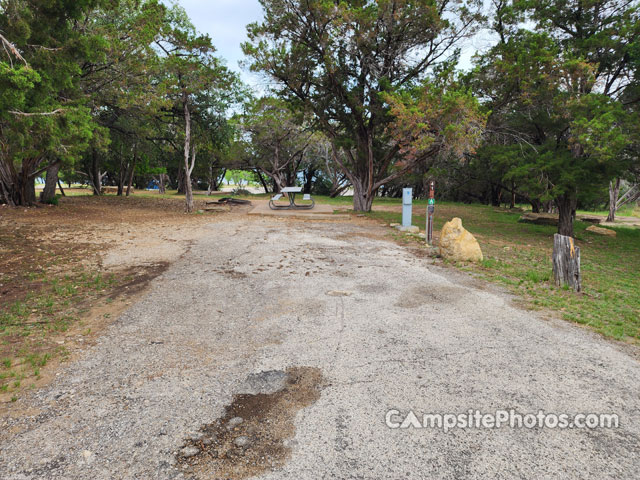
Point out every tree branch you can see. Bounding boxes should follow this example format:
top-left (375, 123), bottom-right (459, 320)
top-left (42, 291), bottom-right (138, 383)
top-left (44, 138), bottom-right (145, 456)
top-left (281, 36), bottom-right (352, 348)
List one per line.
top-left (9, 109), bottom-right (65, 117)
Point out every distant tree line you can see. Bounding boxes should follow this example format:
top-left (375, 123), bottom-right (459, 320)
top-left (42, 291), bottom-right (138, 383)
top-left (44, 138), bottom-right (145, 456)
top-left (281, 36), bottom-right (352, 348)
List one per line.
top-left (0, 0), bottom-right (242, 212)
top-left (2, 0), bottom-right (639, 236)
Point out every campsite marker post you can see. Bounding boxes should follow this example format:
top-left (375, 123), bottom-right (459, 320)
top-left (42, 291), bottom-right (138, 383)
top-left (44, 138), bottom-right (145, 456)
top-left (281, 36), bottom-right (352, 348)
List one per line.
top-left (427, 181), bottom-right (435, 245)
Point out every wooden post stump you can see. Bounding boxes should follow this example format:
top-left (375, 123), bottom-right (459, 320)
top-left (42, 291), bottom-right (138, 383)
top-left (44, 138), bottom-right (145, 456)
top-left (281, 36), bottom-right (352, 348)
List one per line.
top-left (552, 233), bottom-right (581, 292)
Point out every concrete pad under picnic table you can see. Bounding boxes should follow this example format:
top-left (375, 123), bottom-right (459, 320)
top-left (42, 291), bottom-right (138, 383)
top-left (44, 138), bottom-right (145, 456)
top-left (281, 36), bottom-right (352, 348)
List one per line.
top-left (248, 200), bottom-right (349, 220)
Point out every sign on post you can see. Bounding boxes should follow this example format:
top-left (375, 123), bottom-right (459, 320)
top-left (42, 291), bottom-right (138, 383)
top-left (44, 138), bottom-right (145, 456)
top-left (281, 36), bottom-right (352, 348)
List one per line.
top-left (426, 182), bottom-right (435, 245)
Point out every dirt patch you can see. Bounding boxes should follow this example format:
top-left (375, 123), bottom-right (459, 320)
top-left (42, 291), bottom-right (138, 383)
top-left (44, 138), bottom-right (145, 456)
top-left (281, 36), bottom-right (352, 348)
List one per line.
top-left (177, 366), bottom-right (324, 479)
top-left (0, 196), bottom-right (223, 405)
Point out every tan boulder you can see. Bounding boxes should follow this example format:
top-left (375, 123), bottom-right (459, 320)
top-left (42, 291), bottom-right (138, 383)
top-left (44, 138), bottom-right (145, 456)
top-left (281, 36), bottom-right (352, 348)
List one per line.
top-left (439, 218), bottom-right (483, 262)
top-left (586, 225), bottom-right (616, 237)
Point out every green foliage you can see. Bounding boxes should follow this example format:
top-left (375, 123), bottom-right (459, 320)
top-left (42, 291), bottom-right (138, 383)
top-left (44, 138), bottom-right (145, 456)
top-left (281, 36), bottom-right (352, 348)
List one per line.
top-left (0, 0), bottom-right (242, 206)
top-left (469, 0), bottom-right (640, 235)
top-left (43, 194), bottom-right (60, 206)
top-left (243, 0), bottom-right (485, 210)
top-left (0, 0), bottom-right (114, 205)
top-left (235, 96), bottom-right (311, 190)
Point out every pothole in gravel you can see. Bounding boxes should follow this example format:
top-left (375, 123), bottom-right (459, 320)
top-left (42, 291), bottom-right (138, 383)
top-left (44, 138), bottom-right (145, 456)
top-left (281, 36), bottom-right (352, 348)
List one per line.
top-left (177, 366), bottom-right (324, 479)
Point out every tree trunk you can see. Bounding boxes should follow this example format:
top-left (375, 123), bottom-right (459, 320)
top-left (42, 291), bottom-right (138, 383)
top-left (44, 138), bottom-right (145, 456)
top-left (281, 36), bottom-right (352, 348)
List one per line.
top-left (332, 135), bottom-right (377, 212)
top-left (556, 193), bottom-right (576, 237)
top-left (0, 180), bottom-right (7, 205)
top-left (90, 149), bottom-right (102, 195)
top-left (509, 181), bottom-right (516, 209)
top-left (552, 234), bottom-right (581, 292)
top-left (329, 184), bottom-right (348, 198)
top-left (25, 178), bottom-right (36, 205)
top-left (184, 167), bottom-right (194, 212)
top-left (606, 178), bottom-right (621, 222)
top-left (183, 95), bottom-right (195, 213)
top-left (57, 179), bottom-right (66, 197)
top-left (117, 158), bottom-right (125, 196)
top-left (207, 165), bottom-right (224, 195)
top-left (207, 163), bottom-right (215, 196)
top-left (126, 152), bottom-right (137, 197)
top-left (215, 169), bottom-right (226, 191)
top-left (177, 166), bottom-right (186, 194)
top-left (490, 184), bottom-right (501, 207)
top-left (0, 157), bottom-right (46, 206)
top-left (303, 167), bottom-right (316, 194)
top-left (530, 198), bottom-right (541, 214)
top-left (255, 169), bottom-right (270, 194)
top-left (159, 174), bottom-right (167, 194)
top-left (352, 179), bottom-right (374, 212)
top-left (40, 161), bottom-right (61, 203)
top-left (15, 171), bottom-right (36, 206)
top-left (267, 170), bottom-right (287, 193)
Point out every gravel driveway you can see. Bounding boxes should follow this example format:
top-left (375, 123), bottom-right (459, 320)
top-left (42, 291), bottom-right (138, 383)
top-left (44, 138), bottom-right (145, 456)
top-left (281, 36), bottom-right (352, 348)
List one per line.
top-left (1, 217), bottom-right (638, 479)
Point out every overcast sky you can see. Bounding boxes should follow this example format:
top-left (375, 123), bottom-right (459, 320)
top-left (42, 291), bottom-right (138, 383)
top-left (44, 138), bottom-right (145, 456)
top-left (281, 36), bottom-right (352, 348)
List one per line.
top-left (172, 0), bottom-right (492, 89)
top-left (172, 0), bottom-right (265, 86)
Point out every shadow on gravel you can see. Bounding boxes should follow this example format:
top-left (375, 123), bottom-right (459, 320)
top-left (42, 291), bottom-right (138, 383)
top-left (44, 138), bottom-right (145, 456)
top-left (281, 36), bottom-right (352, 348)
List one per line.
top-left (177, 366), bottom-right (324, 479)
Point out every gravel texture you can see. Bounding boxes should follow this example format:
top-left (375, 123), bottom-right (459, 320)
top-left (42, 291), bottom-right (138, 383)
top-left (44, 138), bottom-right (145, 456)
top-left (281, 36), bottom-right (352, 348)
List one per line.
top-left (1, 217), bottom-right (639, 479)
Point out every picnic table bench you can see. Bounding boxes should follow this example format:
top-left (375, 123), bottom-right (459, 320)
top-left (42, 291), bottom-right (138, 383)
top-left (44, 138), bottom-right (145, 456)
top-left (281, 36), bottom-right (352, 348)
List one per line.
top-left (269, 187), bottom-right (315, 210)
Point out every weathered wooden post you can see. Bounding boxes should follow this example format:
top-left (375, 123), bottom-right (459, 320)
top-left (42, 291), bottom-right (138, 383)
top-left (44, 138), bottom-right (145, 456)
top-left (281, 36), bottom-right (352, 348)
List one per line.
top-left (552, 234), bottom-right (581, 292)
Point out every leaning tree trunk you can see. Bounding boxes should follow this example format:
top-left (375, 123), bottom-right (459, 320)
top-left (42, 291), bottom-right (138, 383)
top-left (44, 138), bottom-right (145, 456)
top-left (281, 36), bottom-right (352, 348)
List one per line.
top-left (530, 198), bottom-right (541, 214)
top-left (552, 234), bottom-right (581, 292)
top-left (40, 161), bottom-right (61, 203)
top-left (214, 168), bottom-right (226, 192)
top-left (255, 169), bottom-right (270, 194)
top-left (330, 184), bottom-right (350, 198)
top-left (606, 178), bottom-right (621, 222)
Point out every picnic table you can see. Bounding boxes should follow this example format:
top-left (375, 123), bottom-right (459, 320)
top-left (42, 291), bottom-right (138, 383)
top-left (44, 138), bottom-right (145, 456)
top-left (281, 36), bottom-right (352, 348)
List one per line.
top-left (269, 187), bottom-right (315, 210)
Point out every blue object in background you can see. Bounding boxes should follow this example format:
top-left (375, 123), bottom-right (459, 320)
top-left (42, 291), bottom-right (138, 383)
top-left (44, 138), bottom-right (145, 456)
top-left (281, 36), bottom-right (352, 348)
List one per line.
top-left (402, 188), bottom-right (413, 227)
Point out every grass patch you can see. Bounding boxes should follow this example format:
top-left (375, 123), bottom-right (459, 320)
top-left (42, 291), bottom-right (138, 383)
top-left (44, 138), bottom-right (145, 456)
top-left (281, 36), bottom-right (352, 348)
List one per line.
top-left (0, 267), bottom-right (121, 399)
top-left (365, 201), bottom-right (640, 343)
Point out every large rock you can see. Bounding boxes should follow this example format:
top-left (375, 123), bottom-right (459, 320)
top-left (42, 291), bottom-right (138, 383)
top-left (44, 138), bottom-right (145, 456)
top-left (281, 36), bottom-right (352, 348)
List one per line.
top-left (439, 218), bottom-right (483, 262)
